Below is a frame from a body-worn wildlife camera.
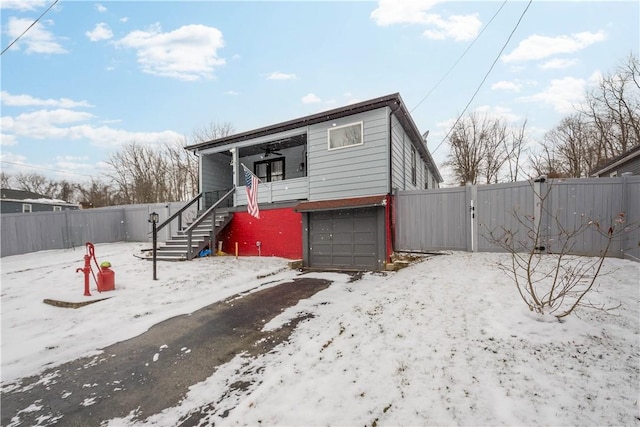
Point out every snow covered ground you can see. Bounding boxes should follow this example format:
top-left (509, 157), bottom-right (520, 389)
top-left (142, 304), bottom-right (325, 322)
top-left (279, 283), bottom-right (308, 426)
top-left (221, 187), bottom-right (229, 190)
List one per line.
top-left (2, 243), bottom-right (639, 426)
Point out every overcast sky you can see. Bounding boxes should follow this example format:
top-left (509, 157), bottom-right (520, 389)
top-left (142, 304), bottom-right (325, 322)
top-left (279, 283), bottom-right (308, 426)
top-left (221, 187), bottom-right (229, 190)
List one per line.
top-left (1, 0), bottom-right (638, 186)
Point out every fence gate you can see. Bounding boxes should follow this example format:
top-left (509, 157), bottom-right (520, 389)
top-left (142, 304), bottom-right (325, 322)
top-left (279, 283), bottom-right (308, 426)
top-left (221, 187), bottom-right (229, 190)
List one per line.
top-left (395, 176), bottom-right (640, 261)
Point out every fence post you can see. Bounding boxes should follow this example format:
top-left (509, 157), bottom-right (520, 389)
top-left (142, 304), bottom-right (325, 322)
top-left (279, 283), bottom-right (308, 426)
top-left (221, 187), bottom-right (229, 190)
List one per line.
top-left (620, 174), bottom-right (629, 259)
top-left (533, 176), bottom-right (547, 253)
top-left (466, 183), bottom-right (477, 252)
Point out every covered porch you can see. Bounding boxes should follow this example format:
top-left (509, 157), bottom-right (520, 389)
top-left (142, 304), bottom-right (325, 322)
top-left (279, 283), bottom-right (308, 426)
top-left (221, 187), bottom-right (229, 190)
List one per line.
top-left (199, 131), bottom-right (309, 209)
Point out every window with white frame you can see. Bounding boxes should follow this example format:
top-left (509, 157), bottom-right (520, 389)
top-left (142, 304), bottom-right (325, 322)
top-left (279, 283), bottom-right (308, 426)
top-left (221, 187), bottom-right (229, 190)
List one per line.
top-left (22, 204), bottom-right (32, 213)
top-left (328, 122), bottom-right (363, 150)
top-left (53, 206), bottom-right (62, 211)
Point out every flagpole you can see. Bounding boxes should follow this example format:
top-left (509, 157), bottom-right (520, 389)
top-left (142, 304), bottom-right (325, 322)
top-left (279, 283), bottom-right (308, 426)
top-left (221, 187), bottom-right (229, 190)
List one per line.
top-left (241, 163), bottom-right (262, 183)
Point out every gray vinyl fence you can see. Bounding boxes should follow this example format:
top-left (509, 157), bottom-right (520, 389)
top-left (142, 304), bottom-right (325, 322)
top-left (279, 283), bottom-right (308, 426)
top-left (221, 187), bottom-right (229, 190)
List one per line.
top-left (396, 176), bottom-right (640, 261)
top-left (0, 202), bottom-right (198, 257)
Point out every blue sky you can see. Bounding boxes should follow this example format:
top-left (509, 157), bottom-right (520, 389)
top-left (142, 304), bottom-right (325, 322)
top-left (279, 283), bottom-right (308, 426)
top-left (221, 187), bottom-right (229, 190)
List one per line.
top-left (1, 0), bottom-right (638, 186)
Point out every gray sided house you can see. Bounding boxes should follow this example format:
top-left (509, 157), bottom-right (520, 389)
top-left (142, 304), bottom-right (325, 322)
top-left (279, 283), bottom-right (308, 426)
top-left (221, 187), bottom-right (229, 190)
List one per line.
top-left (185, 93), bottom-right (443, 271)
top-left (591, 144), bottom-right (640, 177)
top-left (0, 189), bottom-right (79, 214)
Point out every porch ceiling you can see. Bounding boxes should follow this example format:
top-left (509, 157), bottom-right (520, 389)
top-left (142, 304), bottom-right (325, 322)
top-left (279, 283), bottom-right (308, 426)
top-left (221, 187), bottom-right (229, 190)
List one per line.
top-left (218, 133), bottom-right (307, 157)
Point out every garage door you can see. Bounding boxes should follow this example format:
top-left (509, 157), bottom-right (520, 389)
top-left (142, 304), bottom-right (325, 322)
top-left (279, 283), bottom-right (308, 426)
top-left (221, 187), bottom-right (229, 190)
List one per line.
top-left (309, 207), bottom-right (379, 270)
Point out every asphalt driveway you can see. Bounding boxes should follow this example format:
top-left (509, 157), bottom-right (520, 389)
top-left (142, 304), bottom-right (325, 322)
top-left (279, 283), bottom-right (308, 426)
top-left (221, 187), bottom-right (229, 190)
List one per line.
top-left (1, 276), bottom-right (331, 426)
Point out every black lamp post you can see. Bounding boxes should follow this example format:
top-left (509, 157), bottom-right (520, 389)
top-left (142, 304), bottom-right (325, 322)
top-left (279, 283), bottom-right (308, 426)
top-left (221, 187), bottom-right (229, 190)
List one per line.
top-left (149, 211), bottom-right (159, 280)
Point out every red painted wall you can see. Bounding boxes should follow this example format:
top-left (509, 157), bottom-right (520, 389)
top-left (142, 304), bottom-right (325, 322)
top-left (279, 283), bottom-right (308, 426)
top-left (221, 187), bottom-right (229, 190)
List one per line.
top-left (217, 208), bottom-right (303, 259)
top-left (385, 194), bottom-right (393, 263)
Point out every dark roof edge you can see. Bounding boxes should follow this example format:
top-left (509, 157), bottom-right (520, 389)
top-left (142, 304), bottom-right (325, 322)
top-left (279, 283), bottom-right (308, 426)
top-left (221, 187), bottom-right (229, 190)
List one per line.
top-left (186, 93), bottom-right (402, 151)
top-left (186, 92), bottom-right (443, 183)
top-left (590, 143), bottom-right (640, 176)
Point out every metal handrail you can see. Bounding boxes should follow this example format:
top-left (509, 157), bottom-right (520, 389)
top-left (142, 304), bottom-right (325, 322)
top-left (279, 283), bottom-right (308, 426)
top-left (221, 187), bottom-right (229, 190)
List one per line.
top-left (155, 192), bottom-right (203, 234)
top-left (185, 187), bottom-right (235, 260)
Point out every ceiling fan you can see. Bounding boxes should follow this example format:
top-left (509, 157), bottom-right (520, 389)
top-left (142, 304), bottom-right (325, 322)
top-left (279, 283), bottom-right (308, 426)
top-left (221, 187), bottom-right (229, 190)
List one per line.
top-left (263, 144), bottom-right (282, 157)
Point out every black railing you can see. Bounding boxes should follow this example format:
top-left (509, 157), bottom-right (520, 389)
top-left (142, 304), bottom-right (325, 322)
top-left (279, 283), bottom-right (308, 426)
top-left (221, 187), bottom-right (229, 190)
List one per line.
top-left (184, 187), bottom-right (235, 260)
top-left (155, 192), bottom-right (203, 235)
top-left (204, 189), bottom-right (234, 210)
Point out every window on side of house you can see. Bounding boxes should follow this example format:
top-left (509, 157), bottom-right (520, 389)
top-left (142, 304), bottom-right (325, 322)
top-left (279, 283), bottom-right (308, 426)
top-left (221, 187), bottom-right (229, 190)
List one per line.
top-left (255, 158), bottom-right (285, 182)
top-left (424, 164), bottom-right (429, 189)
top-left (411, 147), bottom-right (417, 186)
top-left (328, 121), bottom-right (363, 151)
top-left (53, 206), bottom-right (62, 211)
top-left (22, 204), bottom-right (32, 213)
top-left (610, 171), bottom-right (618, 177)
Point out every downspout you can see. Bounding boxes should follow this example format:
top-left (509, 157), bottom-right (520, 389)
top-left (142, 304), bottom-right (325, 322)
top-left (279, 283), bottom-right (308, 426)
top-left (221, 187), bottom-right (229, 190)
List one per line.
top-left (388, 103), bottom-right (402, 263)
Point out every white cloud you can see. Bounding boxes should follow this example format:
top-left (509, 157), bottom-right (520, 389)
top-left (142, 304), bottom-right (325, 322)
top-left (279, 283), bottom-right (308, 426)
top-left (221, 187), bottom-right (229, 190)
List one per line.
top-left (422, 13), bottom-right (481, 42)
top-left (371, 0), bottom-right (441, 26)
top-left (491, 80), bottom-right (522, 92)
top-left (95, 3), bottom-right (107, 13)
top-left (371, 0), bottom-right (481, 42)
top-left (120, 17), bottom-right (129, 23)
top-left (1, 0), bottom-right (47, 10)
top-left (1, 91), bottom-right (93, 108)
top-left (225, 90), bottom-right (239, 96)
top-left (5, 17), bottom-right (66, 54)
top-left (301, 93), bottom-right (321, 104)
top-left (539, 58), bottom-right (578, 70)
top-left (1, 132), bottom-right (18, 146)
top-left (502, 31), bottom-right (607, 63)
top-left (3, 108), bottom-right (183, 148)
top-left (266, 72), bottom-right (297, 81)
top-left (519, 77), bottom-right (586, 113)
top-left (116, 23), bottom-right (226, 81)
top-left (86, 23), bottom-right (113, 42)
top-left (474, 105), bottom-right (522, 123)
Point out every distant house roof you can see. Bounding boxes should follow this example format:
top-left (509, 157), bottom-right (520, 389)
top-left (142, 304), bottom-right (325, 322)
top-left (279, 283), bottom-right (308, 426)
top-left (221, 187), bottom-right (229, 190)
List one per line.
top-left (590, 144), bottom-right (640, 176)
top-left (0, 188), bottom-right (76, 205)
top-left (185, 93), bottom-right (443, 183)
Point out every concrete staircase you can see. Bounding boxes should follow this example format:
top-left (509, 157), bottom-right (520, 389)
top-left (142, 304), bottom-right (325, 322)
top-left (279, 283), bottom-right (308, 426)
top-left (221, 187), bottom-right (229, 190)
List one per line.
top-left (153, 211), bottom-right (233, 261)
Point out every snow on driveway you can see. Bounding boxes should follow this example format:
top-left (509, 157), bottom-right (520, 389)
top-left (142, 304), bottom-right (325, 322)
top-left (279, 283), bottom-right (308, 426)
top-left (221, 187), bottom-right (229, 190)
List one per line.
top-left (2, 244), bottom-right (639, 426)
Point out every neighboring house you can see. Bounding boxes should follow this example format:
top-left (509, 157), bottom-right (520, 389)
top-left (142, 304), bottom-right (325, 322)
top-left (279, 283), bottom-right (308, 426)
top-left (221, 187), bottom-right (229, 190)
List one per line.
top-left (184, 93), bottom-right (443, 271)
top-left (591, 144), bottom-right (640, 177)
top-left (0, 189), bottom-right (79, 214)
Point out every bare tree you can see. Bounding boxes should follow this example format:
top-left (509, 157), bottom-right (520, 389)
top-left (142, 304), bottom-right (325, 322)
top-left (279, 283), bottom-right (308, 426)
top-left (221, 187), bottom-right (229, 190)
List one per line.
top-left (14, 172), bottom-right (50, 195)
top-left (446, 112), bottom-right (528, 185)
top-left (543, 114), bottom-right (594, 178)
top-left (1, 172), bottom-right (12, 188)
top-left (76, 179), bottom-right (122, 208)
top-left (164, 138), bottom-right (199, 201)
top-left (191, 120), bottom-right (234, 144)
top-left (503, 119), bottom-right (527, 182)
top-left (581, 53), bottom-right (640, 166)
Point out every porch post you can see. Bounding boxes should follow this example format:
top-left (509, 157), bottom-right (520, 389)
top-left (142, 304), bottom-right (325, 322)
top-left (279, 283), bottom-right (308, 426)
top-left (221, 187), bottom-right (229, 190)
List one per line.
top-left (230, 148), bottom-right (239, 206)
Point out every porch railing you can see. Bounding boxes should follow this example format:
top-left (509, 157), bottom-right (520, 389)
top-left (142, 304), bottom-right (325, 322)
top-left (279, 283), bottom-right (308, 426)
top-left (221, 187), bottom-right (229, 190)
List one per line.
top-left (183, 187), bottom-right (236, 260)
top-left (155, 192), bottom-right (203, 235)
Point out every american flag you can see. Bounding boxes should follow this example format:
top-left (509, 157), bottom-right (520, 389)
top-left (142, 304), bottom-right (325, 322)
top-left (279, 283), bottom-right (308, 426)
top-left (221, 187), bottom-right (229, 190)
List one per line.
top-left (242, 164), bottom-right (260, 219)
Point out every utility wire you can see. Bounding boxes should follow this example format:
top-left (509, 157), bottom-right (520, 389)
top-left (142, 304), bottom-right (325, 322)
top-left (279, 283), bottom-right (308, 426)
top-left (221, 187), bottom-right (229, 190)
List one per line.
top-left (409, 0), bottom-right (508, 115)
top-left (1, 0), bottom-right (60, 56)
top-left (1, 160), bottom-right (96, 178)
top-left (431, 0), bottom-right (533, 155)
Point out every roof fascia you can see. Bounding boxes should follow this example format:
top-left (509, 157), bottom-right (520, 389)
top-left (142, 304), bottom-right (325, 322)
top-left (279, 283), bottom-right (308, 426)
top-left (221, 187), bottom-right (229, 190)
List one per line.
top-left (186, 93), bottom-right (402, 152)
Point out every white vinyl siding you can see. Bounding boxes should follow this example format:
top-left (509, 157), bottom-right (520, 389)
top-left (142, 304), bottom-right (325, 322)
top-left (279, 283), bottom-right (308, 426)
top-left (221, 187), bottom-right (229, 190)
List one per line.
top-left (308, 108), bottom-right (389, 201)
top-left (391, 114), bottom-right (427, 191)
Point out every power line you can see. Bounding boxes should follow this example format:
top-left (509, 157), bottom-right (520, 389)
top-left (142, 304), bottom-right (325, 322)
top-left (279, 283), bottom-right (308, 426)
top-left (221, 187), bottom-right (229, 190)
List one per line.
top-left (1, 0), bottom-right (60, 56)
top-left (409, 0), bottom-right (508, 115)
top-left (1, 160), bottom-right (96, 178)
top-left (431, 0), bottom-right (533, 155)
